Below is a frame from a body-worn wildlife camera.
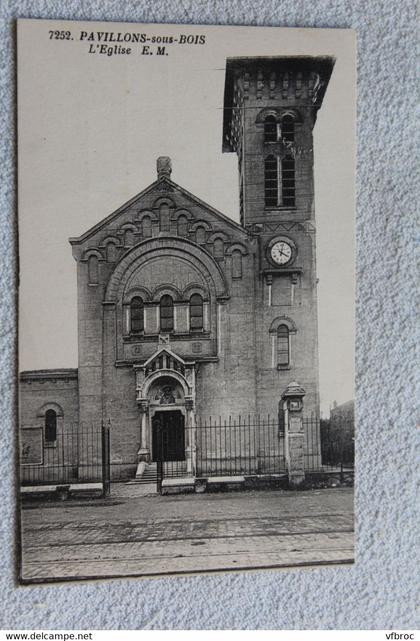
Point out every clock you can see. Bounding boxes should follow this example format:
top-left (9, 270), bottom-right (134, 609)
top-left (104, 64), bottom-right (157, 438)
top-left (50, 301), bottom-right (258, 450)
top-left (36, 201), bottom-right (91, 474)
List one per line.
top-left (270, 240), bottom-right (293, 265)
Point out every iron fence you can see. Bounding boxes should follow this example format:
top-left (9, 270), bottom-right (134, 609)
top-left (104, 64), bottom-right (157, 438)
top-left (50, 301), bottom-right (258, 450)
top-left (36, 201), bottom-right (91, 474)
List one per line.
top-left (20, 423), bottom-right (110, 493)
top-left (196, 415), bottom-right (286, 477)
top-left (304, 416), bottom-right (355, 474)
top-left (157, 415), bottom-right (287, 481)
top-left (157, 414), bottom-right (354, 486)
top-left (19, 414), bottom-right (354, 492)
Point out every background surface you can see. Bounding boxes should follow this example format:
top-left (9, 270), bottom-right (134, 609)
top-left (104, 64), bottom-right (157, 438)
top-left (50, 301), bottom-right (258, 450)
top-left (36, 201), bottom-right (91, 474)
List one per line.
top-left (17, 21), bottom-right (355, 417)
top-left (0, 0), bottom-right (418, 630)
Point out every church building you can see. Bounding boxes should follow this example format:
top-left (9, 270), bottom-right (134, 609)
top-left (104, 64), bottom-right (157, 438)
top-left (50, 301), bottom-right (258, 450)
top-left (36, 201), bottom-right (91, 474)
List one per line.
top-left (19, 56), bottom-right (335, 483)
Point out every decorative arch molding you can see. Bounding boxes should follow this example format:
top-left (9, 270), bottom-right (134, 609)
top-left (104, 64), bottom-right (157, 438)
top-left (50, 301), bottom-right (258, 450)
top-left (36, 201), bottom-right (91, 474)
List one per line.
top-left (123, 285), bottom-right (152, 304)
top-left (208, 231), bottom-right (230, 244)
top-left (141, 370), bottom-right (191, 399)
top-left (152, 284), bottom-right (183, 302)
top-left (152, 196), bottom-right (175, 209)
top-left (105, 236), bottom-right (229, 303)
top-left (182, 282), bottom-right (209, 300)
top-left (225, 242), bottom-right (248, 256)
top-left (173, 207), bottom-right (194, 222)
top-left (256, 108), bottom-right (281, 123)
top-left (190, 220), bottom-right (213, 232)
top-left (280, 109), bottom-right (302, 123)
top-left (118, 222), bottom-right (138, 233)
top-left (135, 210), bottom-right (159, 224)
top-left (36, 402), bottom-right (64, 418)
top-left (256, 107), bottom-right (303, 124)
top-left (269, 315), bottom-right (297, 334)
top-left (99, 235), bottom-right (121, 248)
top-left (81, 248), bottom-right (105, 262)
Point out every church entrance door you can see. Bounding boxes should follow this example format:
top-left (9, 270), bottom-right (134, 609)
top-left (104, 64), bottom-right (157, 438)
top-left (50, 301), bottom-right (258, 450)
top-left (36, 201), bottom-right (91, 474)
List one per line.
top-left (152, 410), bottom-right (185, 462)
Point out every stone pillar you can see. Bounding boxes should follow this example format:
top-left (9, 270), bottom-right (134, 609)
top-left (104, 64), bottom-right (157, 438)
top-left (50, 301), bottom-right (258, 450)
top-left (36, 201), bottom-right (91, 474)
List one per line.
top-left (281, 381), bottom-right (306, 487)
top-left (185, 396), bottom-right (196, 476)
top-left (137, 399), bottom-right (150, 464)
top-left (157, 156), bottom-right (172, 179)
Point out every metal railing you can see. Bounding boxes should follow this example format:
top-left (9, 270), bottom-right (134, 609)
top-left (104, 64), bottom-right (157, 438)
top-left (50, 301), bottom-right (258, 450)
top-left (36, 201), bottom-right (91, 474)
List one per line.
top-left (304, 416), bottom-right (355, 476)
top-left (20, 423), bottom-right (110, 494)
top-left (156, 415), bottom-right (287, 481)
top-left (157, 414), bottom-right (354, 487)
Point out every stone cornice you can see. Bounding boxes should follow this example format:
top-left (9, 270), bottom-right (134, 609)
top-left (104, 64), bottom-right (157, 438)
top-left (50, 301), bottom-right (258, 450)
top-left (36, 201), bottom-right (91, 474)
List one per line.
top-left (20, 368), bottom-right (78, 382)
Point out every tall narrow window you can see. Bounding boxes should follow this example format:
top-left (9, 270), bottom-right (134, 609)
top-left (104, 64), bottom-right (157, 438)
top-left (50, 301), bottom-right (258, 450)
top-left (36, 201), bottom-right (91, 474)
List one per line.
top-left (213, 238), bottom-right (224, 259)
top-left (195, 226), bottom-right (206, 244)
top-left (281, 155), bottom-right (295, 207)
top-left (160, 295), bottom-right (174, 332)
top-left (265, 155), bottom-right (278, 207)
top-left (142, 216), bottom-right (152, 238)
top-left (45, 409), bottom-right (57, 443)
top-left (88, 255), bottom-right (99, 284)
top-left (124, 229), bottom-right (134, 245)
top-left (160, 204), bottom-right (171, 233)
top-left (189, 294), bottom-right (203, 331)
top-left (231, 250), bottom-right (243, 279)
top-left (177, 215), bottom-right (188, 237)
top-left (264, 115), bottom-right (277, 142)
top-left (106, 242), bottom-right (117, 262)
top-left (277, 324), bottom-right (289, 366)
top-left (281, 115), bottom-right (295, 143)
top-left (130, 297), bottom-right (144, 333)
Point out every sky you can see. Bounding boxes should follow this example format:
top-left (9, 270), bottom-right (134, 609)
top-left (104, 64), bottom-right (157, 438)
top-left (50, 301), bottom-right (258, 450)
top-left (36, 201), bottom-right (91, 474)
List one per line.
top-left (18, 20), bottom-right (355, 416)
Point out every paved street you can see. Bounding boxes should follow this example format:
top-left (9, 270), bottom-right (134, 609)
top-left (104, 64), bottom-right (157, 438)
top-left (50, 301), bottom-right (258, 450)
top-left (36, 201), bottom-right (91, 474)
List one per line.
top-left (20, 486), bottom-right (354, 583)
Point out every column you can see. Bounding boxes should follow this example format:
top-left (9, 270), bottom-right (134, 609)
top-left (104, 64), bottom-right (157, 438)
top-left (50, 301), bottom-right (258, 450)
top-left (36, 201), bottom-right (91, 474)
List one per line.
top-left (184, 396), bottom-right (196, 476)
top-left (137, 399), bottom-right (150, 463)
top-left (281, 381), bottom-right (306, 486)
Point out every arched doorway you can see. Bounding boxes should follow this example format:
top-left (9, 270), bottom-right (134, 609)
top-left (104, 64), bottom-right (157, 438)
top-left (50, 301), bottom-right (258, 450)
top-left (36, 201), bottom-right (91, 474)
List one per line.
top-left (148, 376), bottom-right (186, 462)
top-left (152, 410), bottom-right (185, 462)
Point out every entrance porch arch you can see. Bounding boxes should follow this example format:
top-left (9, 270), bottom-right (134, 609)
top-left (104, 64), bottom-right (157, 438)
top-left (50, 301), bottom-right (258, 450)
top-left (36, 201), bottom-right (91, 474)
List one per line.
top-left (135, 349), bottom-right (196, 474)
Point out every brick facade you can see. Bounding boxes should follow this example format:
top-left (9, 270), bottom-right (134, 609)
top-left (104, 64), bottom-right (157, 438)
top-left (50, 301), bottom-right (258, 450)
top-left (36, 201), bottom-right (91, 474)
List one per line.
top-left (20, 56), bottom-right (334, 480)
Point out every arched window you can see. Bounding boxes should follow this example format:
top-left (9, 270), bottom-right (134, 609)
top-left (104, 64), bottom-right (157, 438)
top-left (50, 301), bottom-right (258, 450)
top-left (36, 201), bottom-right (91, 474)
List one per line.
top-left (281, 115), bottom-right (295, 143)
top-left (265, 155), bottom-right (278, 207)
top-left (264, 115), bottom-right (277, 142)
top-left (213, 238), bottom-right (224, 259)
top-left (124, 229), bottom-right (134, 245)
top-left (281, 155), bottom-right (295, 207)
top-left (195, 226), bottom-right (206, 244)
top-left (177, 215), bottom-right (188, 237)
top-left (106, 242), bottom-right (117, 262)
top-left (277, 324), bottom-right (289, 366)
top-left (189, 294), bottom-right (203, 331)
top-left (130, 297), bottom-right (144, 333)
top-left (45, 409), bottom-right (57, 443)
top-left (160, 295), bottom-right (174, 332)
top-left (142, 216), bottom-right (152, 238)
top-left (160, 204), bottom-right (170, 233)
top-left (88, 255), bottom-right (99, 284)
top-left (231, 250), bottom-right (242, 279)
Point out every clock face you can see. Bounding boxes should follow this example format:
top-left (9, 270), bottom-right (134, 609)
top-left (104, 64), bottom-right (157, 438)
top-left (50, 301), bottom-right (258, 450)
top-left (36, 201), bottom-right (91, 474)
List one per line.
top-left (270, 241), bottom-right (293, 265)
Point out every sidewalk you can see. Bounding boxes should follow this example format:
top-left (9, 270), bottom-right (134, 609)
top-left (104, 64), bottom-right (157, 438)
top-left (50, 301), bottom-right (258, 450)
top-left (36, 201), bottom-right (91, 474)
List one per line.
top-left (20, 486), bottom-right (354, 583)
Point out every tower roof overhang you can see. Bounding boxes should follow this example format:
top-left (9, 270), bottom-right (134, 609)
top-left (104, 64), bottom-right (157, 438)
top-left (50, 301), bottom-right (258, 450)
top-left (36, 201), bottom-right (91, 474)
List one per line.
top-left (222, 56), bottom-right (336, 153)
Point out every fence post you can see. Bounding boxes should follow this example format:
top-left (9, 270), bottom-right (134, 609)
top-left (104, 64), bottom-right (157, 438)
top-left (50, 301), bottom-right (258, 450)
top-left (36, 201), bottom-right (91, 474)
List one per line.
top-left (157, 460), bottom-right (163, 494)
top-left (101, 421), bottom-right (111, 497)
top-left (281, 381), bottom-right (306, 487)
top-left (185, 397), bottom-right (196, 477)
top-left (136, 399), bottom-right (150, 470)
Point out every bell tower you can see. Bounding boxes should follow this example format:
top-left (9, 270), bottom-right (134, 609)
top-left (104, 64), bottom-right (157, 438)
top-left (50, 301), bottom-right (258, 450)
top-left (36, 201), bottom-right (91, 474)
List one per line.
top-left (222, 56), bottom-right (335, 417)
top-left (222, 56), bottom-right (334, 228)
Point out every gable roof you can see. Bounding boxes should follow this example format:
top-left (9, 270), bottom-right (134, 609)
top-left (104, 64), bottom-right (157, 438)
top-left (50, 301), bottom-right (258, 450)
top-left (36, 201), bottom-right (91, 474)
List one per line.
top-left (142, 346), bottom-right (188, 369)
top-left (69, 176), bottom-right (247, 245)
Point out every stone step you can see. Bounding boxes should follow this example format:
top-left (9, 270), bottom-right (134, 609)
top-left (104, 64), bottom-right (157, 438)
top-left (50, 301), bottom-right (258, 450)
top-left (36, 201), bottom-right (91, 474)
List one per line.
top-left (134, 462), bottom-right (157, 484)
